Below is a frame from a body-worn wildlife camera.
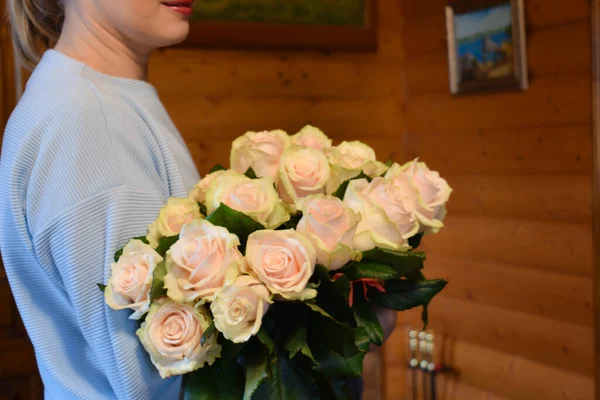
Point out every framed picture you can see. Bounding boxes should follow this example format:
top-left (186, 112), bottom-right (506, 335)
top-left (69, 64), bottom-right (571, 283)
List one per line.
top-left (445, 0), bottom-right (528, 94)
top-left (183, 0), bottom-right (377, 51)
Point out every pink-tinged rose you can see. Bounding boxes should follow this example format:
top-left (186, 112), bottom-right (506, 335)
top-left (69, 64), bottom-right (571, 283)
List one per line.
top-left (296, 195), bottom-right (361, 270)
top-left (137, 300), bottom-right (221, 378)
top-left (244, 230), bottom-right (317, 300)
top-left (104, 240), bottom-right (162, 320)
top-left (230, 130), bottom-right (290, 181)
top-left (278, 146), bottom-right (331, 204)
top-left (325, 141), bottom-right (389, 193)
top-left (189, 170), bottom-right (228, 204)
top-left (147, 197), bottom-right (202, 248)
top-left (343, 179), bottom-right (411, 251)
top-left (210, 275), bottom-right (271, 343)
top-left (291, 125), bottom-right (332, 150)
top-left (163, 220), bottom-right (243, 304)
top-left (205, 171), bottom-right (290, 229)
top-left (387, 160), bottom-right (452, 233)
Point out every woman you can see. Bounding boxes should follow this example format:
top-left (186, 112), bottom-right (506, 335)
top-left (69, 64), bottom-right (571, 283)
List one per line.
top-left (0, 0), bottom-right (396, 398)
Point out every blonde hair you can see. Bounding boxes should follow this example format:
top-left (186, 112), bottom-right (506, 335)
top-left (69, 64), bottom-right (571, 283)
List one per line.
top-left (7, 0), bottom-right (64, 69)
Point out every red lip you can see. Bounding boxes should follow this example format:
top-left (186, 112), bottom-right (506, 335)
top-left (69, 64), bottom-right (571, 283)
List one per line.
top-left (162, 0), bottom-right (194, 16)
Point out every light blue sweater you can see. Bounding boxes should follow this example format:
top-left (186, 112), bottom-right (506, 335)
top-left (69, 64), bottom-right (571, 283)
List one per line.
top-left (0, 50), bottom-right (200, 399)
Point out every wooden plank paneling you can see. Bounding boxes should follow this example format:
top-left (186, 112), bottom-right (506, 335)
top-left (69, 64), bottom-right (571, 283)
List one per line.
top-left (424, 254), bottom-right (594, 327)
top-left (170, 96), bottom-right (403, 141)
top-left (152, 54), bottom-right (404, 100)
top-left (446, 174), bottom-right (592, 223)
top-left (422, 215), bottom-right (593, 276)
top-left (425, 297), bottom-right (594, 376)
top-left (405, 77), bottom-right (591, 131)
top-left (403, 125), bottom-right (592, 175)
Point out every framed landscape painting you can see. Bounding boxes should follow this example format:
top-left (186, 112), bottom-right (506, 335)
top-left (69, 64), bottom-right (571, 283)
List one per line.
top-left (184, 0), bottom-right (377, 51)
top-left (445, 0), bottom-right (528, 94)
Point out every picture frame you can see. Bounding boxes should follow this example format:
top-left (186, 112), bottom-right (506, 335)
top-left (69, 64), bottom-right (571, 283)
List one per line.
top-left (445, 0), bottom-right (528, 95)
top-left (183, 0), bottom-right (377, 51)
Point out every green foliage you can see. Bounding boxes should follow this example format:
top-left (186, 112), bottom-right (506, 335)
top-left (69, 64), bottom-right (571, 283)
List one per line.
top-left (252, 351), bottom-right (313, 400)
top-left (201, 323), bottom-right (216, 346)
top-left (150, 260), bottom-right (168, 300)
top-left (244, 167), bottom-right (258, 179)
top-left (369, 279), bottom-right (447, 327)
top-left (155, 235), bottom-right (180, 258)
top-left (183, 359), bottom-right (244, 400)
top-left (351, 290), bottom-right (384, 346)
top-left (337, 261), bottom-right (401, 281)
top-left (332, 171), bottom-right (371, 200)
top-left (284, 326), bottom-right (307, 359)
top-left (206, 203), bottom-right (264, 249)
top-left (113, 235), bottom-right (150, 262)
top-left (277, 212), bottom-right (303, 231)
top-left (199, 202), bottom-right (208, 216)
top-left (209, 164), bottom-right (227, 173)
top-left (361, 247), bottom-right (425, 276)
top-left (97, 283), bottom-right (106, 293)
top-left (243, 345), bottom-right (269, 400)
top-left (257, 327), bottom-right (275, 353)
top-left (408, 232), bottom-right (424, 249)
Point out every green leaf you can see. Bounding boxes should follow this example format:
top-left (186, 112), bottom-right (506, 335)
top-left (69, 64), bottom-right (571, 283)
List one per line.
top-left (352, 291), bottom-right (384, 346)
top-left (252, 352), bottom-right (313, 400)
top-left (384, 157), bottom-right (394, 167)
top-left (244, 167), bottom-right (258, 179)
top-left (155, 235), bottom-right (179, 258)
top-left (314, 378), bottom-right (354, 400)
top-left (150, 260), bottom-right (168, 300)
top-left (97, 283), bottom-right (106, 293)
top-left (337, 261), bottom-right (401, 281)
top-left (369, 279), bottom-right (447, 311)
top-left (305, 302), bottom-right (360, 358)
top-left (201, 323), bottom-right (216, 346)
top-left (313, 350), bottom-right (365, 378)
top-left (199, 202), bottom-right (207, 216)
top-left (300, 343), bottom-right (315, 362)
top-left (257, 327), bottom-right (274, 353)
top-left (284, 326), bottom-right (306, 359)
top-left (183, 359), bottom-right (244, 400)
top-left (332, 171), bottom-right (371, 200)
top-left (243, 348), bottom-right (268, 400)
top-left (113, 236), bottom-right (149, 262)
top-left (277, 212), bottom-right (303, 231)
top-left (206, 203), bottom-right (264, 249)
top-left (361, 248), bottom-right (426, 277)
top-left (209, 164), bottom-right (227, 173)
top-left (220, 337), bottom-right (248, 361)
top-left (408, 232), bottom-right (424, 249)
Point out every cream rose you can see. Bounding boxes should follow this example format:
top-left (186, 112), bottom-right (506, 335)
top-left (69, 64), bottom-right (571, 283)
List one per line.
top-left (147, 198), bottom-right (202, 248)
top-left (104, 240), bottom-right (162, 320)
top-left (205, 171), bottom-right (290, 229)
top-left (388, 160), bottom-right (452, 233)
top-left (343, 178), bottom-right (414, 251)
top-left (291, 125), bottom-right (332, 150)
top-left (163, 220), bottom-right (242, 304)
top-left (137, 300), bottom-right (221, 378)
top-left (230, 130), bottom-right (290, 181)
top-left (244, 230), bottom-right (317, 300)
top-left (278, 146), bottom-right (331, 204)
top-left (210, 275), bottom-right (271, 343)
top-left (325, 141), bottom-right (389, 193)
top-left (189, 170), bottom-right (228, 204)
top-left (296, 195), bottom-right (361, 270)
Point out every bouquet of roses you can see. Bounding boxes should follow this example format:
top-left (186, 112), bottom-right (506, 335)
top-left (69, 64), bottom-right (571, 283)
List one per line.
top-left (98, 125), bottom-right (451, 399)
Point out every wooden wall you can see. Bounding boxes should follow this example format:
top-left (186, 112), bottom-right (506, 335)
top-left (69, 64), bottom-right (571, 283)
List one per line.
top-left (150, 0), bottom-right (595, 398)
top-left (384, 0), bottom-right (595, 399)
top-left (149, 0), bottom-right (405, 177)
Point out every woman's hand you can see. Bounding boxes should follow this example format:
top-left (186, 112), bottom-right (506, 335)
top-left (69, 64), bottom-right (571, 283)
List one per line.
top-left (370, 307), bottom-right (397, 352)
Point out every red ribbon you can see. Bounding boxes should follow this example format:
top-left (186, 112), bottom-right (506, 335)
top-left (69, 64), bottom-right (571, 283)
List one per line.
top-left (333, 274), bottom-right (386, 308)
